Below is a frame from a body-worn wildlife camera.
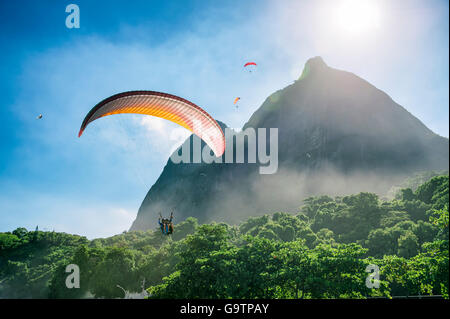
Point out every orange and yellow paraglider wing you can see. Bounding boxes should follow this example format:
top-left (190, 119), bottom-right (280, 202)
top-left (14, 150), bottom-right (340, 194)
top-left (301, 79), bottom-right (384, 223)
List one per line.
top-left (99, 100), bottom-right (192, 132)
top-left (233, 97), bottom-right (240, 104)
top-left (79, 91), bottom-right (225, 157)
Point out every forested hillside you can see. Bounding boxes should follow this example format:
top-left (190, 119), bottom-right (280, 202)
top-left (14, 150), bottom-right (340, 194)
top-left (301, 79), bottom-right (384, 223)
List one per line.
top-left (1, 175), bottom-right (448, 298)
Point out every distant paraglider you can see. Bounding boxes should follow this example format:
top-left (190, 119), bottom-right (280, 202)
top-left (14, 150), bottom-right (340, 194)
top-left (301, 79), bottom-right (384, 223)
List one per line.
top-left (78, 91), bottom-right (226, 157)
top-left (244, 62), bottom-right (257, 72)
top-left (233, 97), bottom-right (240, 109)
top-left (36, 114), bottom-right (43, 119)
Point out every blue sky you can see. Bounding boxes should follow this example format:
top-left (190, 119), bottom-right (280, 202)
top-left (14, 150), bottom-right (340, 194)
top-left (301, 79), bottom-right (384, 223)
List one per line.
top-left (0, 0), bottom-right (448, 239)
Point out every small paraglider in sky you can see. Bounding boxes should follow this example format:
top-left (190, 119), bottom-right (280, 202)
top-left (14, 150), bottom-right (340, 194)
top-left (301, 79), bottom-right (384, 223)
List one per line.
top-left (36, 114), bottom-right (43, 119)
top-left (244, 62), bottom-right (257, 72)
top-left (233, 97), bottom-right (240, 109)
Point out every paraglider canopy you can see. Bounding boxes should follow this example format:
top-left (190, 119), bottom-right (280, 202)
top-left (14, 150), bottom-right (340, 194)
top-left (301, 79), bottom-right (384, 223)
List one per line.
top-left (244, 62), bottom-right (257, 68)
top-left (78, 90), bottom-right (226, 157)
top-left (233, 97), bottom-right (241, 104)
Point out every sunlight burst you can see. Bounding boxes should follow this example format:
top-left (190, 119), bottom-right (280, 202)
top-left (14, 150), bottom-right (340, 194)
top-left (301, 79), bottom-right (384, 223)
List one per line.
top-left (335, 0), bottom-right (381, 36)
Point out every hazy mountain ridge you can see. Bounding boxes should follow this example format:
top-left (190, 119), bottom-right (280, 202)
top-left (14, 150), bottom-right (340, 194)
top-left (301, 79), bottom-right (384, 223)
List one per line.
top-left (130, 57), bottom-right (448, 231)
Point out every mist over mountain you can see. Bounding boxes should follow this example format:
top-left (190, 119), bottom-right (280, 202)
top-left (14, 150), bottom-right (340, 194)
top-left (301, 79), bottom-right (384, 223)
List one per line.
top-left (130, 57), bottom-right (448, 231)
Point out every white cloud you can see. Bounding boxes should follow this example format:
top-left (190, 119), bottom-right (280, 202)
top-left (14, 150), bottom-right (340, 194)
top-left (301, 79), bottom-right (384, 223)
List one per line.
top-left (138, 116), bottom-right (191, 157)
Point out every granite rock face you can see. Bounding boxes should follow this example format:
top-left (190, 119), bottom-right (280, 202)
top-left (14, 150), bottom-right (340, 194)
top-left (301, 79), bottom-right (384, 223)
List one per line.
top-left (130, 57), bottom-right (449, 230)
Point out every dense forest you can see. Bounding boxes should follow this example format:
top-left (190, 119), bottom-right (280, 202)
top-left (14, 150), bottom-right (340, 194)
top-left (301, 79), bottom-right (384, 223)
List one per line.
top-left (0, 174), bottom-right (448, 299)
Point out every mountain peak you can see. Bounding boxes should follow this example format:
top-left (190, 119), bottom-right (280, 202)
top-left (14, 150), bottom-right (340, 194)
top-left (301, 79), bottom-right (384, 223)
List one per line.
top-left (306, 56), bottom-right (327, 69)
top-left (299, 56), bottom-right (328, 80)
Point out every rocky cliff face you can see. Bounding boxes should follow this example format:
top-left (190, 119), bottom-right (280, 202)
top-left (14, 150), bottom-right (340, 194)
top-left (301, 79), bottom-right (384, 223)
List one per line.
top-left (130, 57), bottom-right (449, 231)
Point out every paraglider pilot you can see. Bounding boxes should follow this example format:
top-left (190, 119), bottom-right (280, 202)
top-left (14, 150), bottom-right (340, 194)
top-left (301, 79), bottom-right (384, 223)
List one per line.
top-left (158, 212), bottom-right (174, 235)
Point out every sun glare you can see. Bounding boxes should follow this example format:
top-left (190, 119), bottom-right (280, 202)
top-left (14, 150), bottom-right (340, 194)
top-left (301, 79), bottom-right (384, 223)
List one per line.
top-left (335, 0), bottom-right (381, 36)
